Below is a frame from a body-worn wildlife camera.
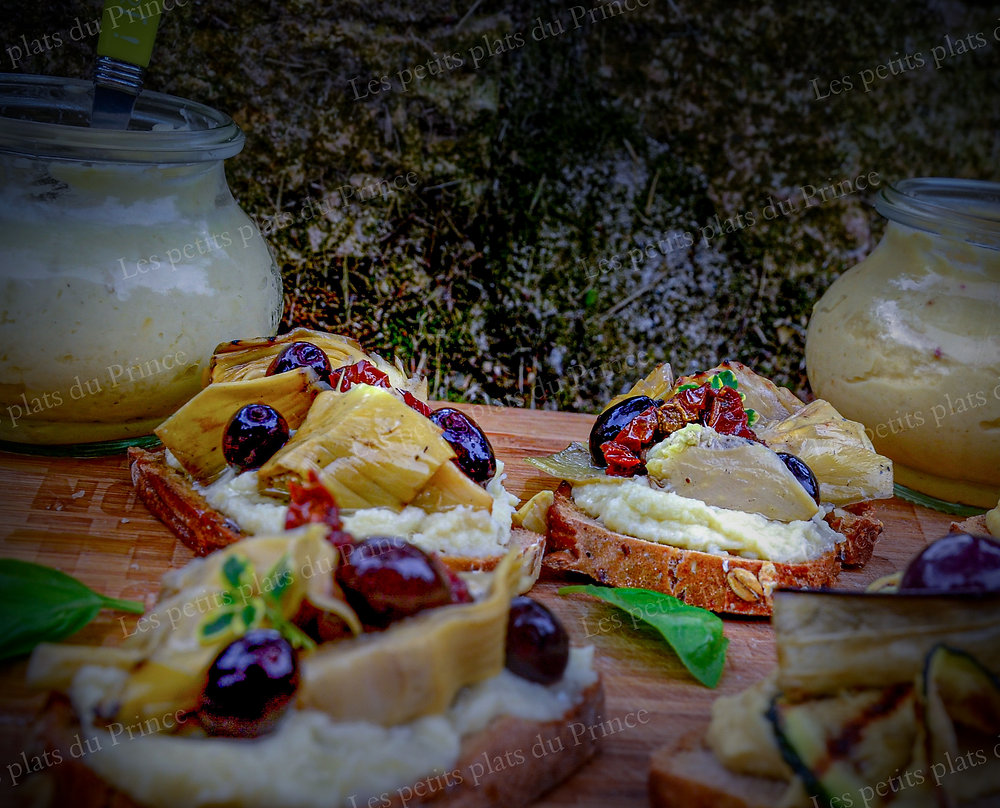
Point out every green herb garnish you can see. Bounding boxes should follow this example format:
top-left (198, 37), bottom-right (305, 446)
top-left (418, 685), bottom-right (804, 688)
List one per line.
top-left (198, 552), bottom-right (314, 651)
top-left (0, 559), bottom-right (144, 661)
top-left (559, 585), bottom-right (728, 687)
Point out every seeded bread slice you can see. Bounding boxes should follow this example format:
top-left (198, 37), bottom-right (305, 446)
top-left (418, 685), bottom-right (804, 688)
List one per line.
top-left (544, 483), bottom-right (854, 616)
top-left (26, 679), bottom-right (603, 808)
top-left (128, 447), bottom-right (545, 589)
top-left (648, 729), bottom-right (790, 808)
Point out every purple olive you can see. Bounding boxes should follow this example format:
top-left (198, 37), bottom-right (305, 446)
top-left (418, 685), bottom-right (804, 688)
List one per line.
top-left (222, 404), bottom-right (289, 472)
top-left (776, 452), bottom-right (821, 505)
top-left (198, 629), bottom-right (299, 737)
top-left (504, 596), bottom-right (569, 685)
top-left (266, 342), bottom-right (332, 384)
top-left (899, 533), bottom-right (1000, 594)
top-left (430, 408), bottom-right (497, 485)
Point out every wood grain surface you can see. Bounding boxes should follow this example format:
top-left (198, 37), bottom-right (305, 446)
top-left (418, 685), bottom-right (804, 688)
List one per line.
top-left (0, 405), bottom-right (957, 807)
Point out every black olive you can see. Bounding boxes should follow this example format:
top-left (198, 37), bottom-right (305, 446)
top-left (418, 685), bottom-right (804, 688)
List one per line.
top-left (899, 533), bottom-right (1000, 593)
top-left (504, 596), bottom-right (569, 685)
top-left (429, 408), bottom-right (497, 485)
top-left (222, 404), bottom-right (290, 472)
top-left (775, 452), bottom-right (821, 505)
top-left (588, 395), bottom-right (659, 466)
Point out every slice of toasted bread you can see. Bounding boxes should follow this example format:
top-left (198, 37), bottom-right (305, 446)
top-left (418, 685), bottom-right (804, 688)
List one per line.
top-left (128, 447), bottom-right (545, 585)
top-left (826, 503), bottom-right (883, 567)
top-left (27, 681), bottom-right (603, 808)
top-left (544, 483), bottom-right (854, 616)
top-left (950, 513), bottom-right (991, 536)
top-left (648, 730), bottom-right (790, 808)
top-left (648, 726), bottom-right (1000, 808)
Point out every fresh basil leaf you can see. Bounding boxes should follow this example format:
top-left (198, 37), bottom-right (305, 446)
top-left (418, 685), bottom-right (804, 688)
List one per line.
top-left (265, 554), bottom-right (293, 602)
top-left (200, 610), bottom-right (236, 641)
top-left (222, 554), bottom-right (250, 590)
top-left (0, 559), bottom-right (144, 660)
top-left (559, 585), bottom-right (728, 687)
top-left (240, 601), bottom-right (261, 631)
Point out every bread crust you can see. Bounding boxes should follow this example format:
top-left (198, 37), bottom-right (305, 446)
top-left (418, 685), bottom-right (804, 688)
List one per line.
top-left (950, 513), bottom-right (990, 536)
top-left (128, 447), bottom-right (544, 585)
top-left (826, 503), bottom-right (883, 567)
top-left (544, 483), bottom-right (843, 616)
top-left (29, 681), bottom-right (603, 808)
top-left (648, 731), bottom-right (789, 808)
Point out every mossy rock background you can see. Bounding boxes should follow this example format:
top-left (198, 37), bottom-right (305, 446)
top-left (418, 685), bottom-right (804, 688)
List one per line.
top-left (7, 0), bottom-right (999, 410)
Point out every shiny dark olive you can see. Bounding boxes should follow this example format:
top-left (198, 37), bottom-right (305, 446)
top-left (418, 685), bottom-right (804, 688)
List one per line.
top-left (899, 533), bottom-right (1000, 593)
top-left (504, 596), bottom-right (570, 685)
top-left (266, 341), bottom-right (333, 384)
top-left (198, 629), bottom-right (299, 737)
top-left (429, 408), bottom-right (497, 485)
top-left (335, 537), bottom-right (455, 628)
top-left (775, 452), bottom-right (821, 505)
top-left (222, 403), bottom-right (290, 472)
top-left (589, 395), bottom-right (659, 466)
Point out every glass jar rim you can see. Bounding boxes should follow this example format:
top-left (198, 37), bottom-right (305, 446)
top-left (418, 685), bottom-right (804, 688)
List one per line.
top-left (877, 177), bottom-right (1000, 251)
top-left (0, 73), bottom-right (244, 163)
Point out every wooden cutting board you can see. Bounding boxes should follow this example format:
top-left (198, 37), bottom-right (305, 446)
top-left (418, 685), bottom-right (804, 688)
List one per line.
top-left (0, 405), bottom-right (958, 807)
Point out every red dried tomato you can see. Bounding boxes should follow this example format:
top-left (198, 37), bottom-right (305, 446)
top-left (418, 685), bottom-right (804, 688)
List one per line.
top-left (703, 385), bottom-right (757, 440)
top-left (672, 384), bottom-right (711, 420)
top-left (613, 406), bottom-right (660, 454)
top-left (402, 390), bottom-right (433, 416)
top-left (601, 440), bottom-right (644, 476)
top-left (285, 471), bottom-right (353, 547)
top-left (328, 360), bottom-right (392, 392)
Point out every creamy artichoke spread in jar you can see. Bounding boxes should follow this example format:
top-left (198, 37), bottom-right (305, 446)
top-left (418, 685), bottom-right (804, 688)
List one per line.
top-left (0, 75), bottom-right (282, 452)
top-left (807, 178), bottom-right (1000, 509)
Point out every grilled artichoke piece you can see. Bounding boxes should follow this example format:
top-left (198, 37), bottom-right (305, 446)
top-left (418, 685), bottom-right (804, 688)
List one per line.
top-left (769, 686), bottom-right (931, 808)
top-left (207, 327), bottom-right (426, 397)
top-left (258, 386), bottom-right (455, 510)
top-left (605, 362), bottom-right (675, 411)
top-left (299, 551), bottom-right (520, 726)
top-left (410, 458), bottom-right (494, 512)
top-left (26, 527), bottom-right (354, 725)
top-left (645, 424), bottom-right (820, 522)
top-left (155, 368), bottom-right (326, 482)
top-left (757, 399), bottom-right (893, 505)
top-left (922, 645), bottom-right (1000, 805)
top-left (773, 589), bottom-right (1000, 695)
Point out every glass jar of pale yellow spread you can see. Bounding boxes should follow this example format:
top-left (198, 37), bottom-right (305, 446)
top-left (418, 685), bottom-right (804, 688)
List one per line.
top-left (807, 178), bottom-right (1000, 509)
top-left (0, 75), bottom-right (282, 453)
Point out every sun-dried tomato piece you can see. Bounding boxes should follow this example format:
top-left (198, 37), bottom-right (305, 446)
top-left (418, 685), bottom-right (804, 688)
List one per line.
top-left (328, 360), bottom-right (392, 392)
top-left (612, 406), bottom-right (660, 454)
top-left (673, 384), bottom-right (711, 420)
top-left (704, 385), bottom-right (757, 440)
top-left (285, 471), bottom-right (354, 547)
top-left (601, 440), bottom-right (644, 476)
top-left (402, 390), bottom-right (433, 417)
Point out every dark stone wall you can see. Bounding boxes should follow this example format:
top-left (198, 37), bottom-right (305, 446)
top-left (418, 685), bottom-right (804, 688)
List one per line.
top-left (5, 0), bottom-right (998, 409)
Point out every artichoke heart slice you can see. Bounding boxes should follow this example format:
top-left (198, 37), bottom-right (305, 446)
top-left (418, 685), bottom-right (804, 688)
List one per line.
top-left (155, 367), bottom-right (326, 482)
top-left (207, 327), bottom-right (427, 397)
top-left (645, 424), bottom-right (820, 522)
top-left (299, 551), bottom-right (521, 726)
top-left (757, 399), bottom-right (894, 505)
top-left (526, 442), bottom-right (612, 484)
top-left (258, 386), bottom-right (455, 510)
top-left (110, 527), bottom-right (352, 724)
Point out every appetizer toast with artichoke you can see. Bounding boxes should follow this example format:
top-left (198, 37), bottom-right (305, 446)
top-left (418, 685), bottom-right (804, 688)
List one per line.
top-left (650, 532), bottom-right (1000, 808)
top-left (525, 361), bottom-right (893, 615)
top-left (130, 329), bottom-right (544, 589)
top-left (25, 508), bottom-right (603, 808)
